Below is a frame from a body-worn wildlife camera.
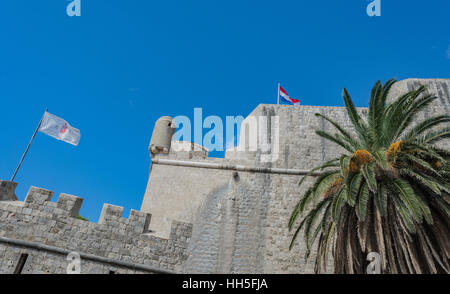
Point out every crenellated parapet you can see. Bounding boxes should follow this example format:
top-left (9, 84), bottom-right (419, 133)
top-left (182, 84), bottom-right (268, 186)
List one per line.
top-left (0, 183), bottom-right (193, 274)
top-left (98, 204), bottom-right (152, 234)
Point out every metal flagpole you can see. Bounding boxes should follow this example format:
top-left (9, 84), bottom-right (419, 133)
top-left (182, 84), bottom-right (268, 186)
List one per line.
top-left (10, 108), bottom-right (48, 182)
top-left (277, 83), bottom-right (280, 105)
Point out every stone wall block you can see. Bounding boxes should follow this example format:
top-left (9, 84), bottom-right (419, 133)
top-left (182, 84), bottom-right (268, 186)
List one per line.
top-left (57, 193), bottom-right (83, 217)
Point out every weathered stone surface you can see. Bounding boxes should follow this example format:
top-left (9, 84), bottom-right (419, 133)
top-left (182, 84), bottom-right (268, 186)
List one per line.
top-left (0, 187), bottom-right (192, 274)
top-left (0, 181), bottom-right (18, 201)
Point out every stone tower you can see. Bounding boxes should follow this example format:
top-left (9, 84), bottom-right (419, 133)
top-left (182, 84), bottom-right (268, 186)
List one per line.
top-left (140, 78), bottom-right (450, 273)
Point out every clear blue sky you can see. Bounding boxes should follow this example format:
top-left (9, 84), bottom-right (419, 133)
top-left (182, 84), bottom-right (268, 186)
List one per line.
top-left (1, 1), bottom-right (449, 222)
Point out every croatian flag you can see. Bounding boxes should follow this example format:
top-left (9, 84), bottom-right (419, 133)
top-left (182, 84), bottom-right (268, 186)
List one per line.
top-left (279, 85), bottom-right (300, 105)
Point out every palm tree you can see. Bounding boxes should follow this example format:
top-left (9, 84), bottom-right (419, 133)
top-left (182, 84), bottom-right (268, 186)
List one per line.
top-left (289, 79), bottom-right (450, 274)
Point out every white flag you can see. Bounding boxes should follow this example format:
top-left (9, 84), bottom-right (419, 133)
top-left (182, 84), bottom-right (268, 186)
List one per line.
top-left (38, 112), bottom-right (81, 146)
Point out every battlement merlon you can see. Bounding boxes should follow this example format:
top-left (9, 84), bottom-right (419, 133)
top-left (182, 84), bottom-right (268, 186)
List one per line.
top-left (0, 181), bottom-right (18, 201)
top-left (23, 187), bottom-right (84, 218)
top-left (98, 204), bottom-right (152, 234)
top-left (0, 182), bottom-right (191, 238)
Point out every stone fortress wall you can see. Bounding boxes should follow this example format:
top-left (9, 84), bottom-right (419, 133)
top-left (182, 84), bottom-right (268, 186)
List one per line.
top-left (0, 78), bottom-right (448, 274)
top-left (0, 182), bottom-right (192, 274)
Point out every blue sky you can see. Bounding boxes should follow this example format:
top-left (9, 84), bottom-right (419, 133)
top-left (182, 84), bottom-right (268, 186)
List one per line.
top-left (1, 1), bottom-right (449, 222)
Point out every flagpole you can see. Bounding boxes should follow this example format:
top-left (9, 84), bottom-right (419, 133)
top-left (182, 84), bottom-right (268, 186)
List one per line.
top-left (10, 108), bottom-right (48, 182)
top-left (277, 83), bottom-right (280, 105)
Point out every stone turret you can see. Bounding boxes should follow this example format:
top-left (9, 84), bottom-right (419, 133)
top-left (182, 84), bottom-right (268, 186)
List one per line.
top-left (149, 116), bottom-right (176, 156)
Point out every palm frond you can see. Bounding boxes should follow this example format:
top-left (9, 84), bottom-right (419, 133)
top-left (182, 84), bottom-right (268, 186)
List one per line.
top-left (404, 115), bottom-right (450, 140)
top-left (342, 88), bottom-right (370, 148)
top-left (419, 127), bottom-right (450, 144)
top-left (355, 182), bottom-right (369, 221)
top-left (315, 113), bottom-right (361, 150)
top-left (316, 130), bottom-right (355, 153)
